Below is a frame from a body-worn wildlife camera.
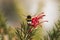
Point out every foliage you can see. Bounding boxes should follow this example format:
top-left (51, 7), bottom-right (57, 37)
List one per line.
top-left (47, 20), bottom-right (60, 40)
top-left (0, 12), bottom-right (8, 34)
top-left (15, 21), bottom-right (40, 40)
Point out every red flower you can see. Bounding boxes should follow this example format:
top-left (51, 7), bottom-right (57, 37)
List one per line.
top-left (31, 12), bottom-right (47, 28)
